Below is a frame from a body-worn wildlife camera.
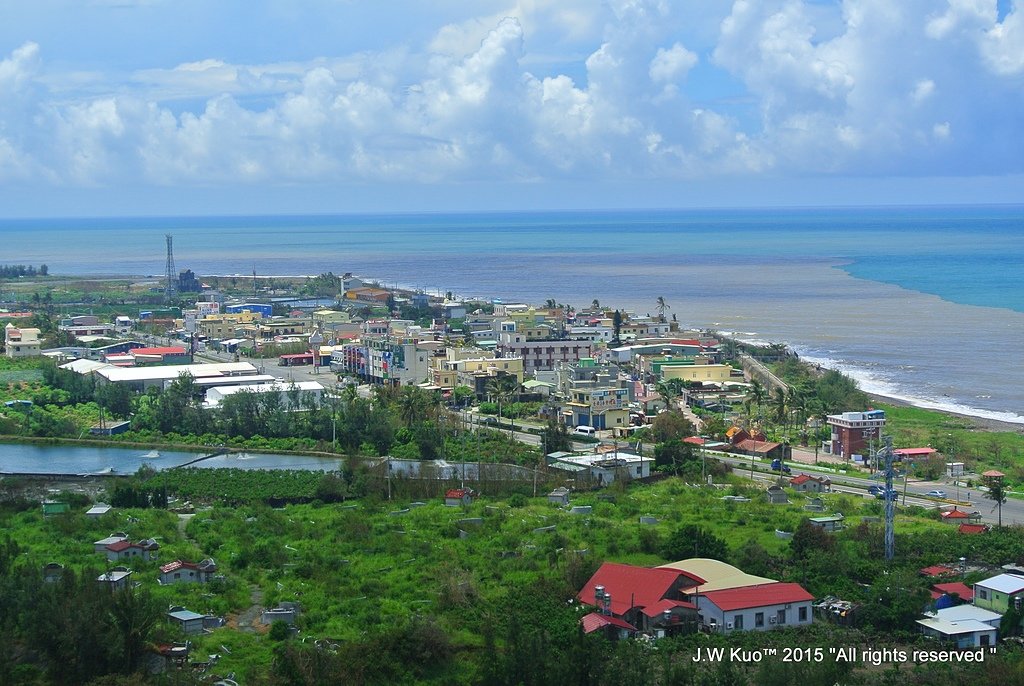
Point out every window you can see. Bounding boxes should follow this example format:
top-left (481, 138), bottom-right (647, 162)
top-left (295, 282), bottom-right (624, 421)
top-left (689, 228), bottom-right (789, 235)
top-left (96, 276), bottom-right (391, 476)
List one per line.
top-left (776, 609), bottom-right (786, 625)
top-left (981, 634), bottom-right (991, 646)
top-left (733, 614), bottom-right (743, 630)
top-left (979, 589), bottom-right (989, 600)
top-left (798, 606), bottom-right (807, 622)
top-left (755, 612), bottom-right (764, 628)
top-left (635, 466), bottom-right (642, 476)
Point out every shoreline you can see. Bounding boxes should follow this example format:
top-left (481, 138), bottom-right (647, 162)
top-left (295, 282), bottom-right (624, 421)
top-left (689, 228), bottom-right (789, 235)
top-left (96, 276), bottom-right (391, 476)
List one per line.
top-left (865, 392), bottom-right (1024, 433)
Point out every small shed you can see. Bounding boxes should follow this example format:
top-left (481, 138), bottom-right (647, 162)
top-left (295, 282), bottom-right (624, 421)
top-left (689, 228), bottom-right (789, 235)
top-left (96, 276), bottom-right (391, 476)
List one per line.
top-left (803, 497), bottom-right (825, 512)
top-left (167, 608), bottom-right (206, 636)
top-left (42, 562), bottom-right (65, 583)
top-left (808, 514), bottom-right (845, 532)
top-left (86, 502), bottom-right (113, 518)
top-left (93, 533), bottom-right (128, 552)
top-left (444, 488), bottom-right (475, 507)
top-left (262, 602), bottom-right (300, 626)
top-left (790, 474), bottom-right (830, 493)
top-left (97, 567), bottom-right (133, 590)
top-left (765, 485), bottom-right (788, 505)
top-left (547, 487), bottom-right (571, 506)
top-left (159, 558), bottom-right (217, 585)
top-left (42, 501), bottom-right (69, 517)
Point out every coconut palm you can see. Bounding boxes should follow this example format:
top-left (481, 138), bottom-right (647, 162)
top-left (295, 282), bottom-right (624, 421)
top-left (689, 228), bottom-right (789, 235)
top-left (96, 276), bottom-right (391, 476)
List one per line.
top-left (486, 374), bottom-right (520, 437)
top-left (656, 296), bottom-right (670, 322)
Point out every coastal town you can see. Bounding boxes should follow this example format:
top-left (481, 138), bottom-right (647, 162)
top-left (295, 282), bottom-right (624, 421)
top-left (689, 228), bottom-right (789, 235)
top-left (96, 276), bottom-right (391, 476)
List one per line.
top-left (1, 263), bottom-right (1023, 684)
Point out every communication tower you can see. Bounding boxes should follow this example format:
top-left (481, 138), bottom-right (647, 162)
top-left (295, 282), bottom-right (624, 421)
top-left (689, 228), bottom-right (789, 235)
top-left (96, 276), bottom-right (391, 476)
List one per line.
top-left (164, 234), bottom-right (176, 302)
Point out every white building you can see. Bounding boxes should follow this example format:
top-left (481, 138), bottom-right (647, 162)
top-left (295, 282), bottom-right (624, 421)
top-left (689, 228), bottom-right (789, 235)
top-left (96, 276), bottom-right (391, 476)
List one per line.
top-left (549, 451), bottom-right (653, 485)
top-left (917, 605), bottom-right (1001, 648)
top-left (4, 324), bottom-right (41, 358)
top-left (203, 381), bottom-right (324, 409)
top-left (92, 362), bottom-right (260, 391)
top-left (696, 583), bottom-right (814, 633)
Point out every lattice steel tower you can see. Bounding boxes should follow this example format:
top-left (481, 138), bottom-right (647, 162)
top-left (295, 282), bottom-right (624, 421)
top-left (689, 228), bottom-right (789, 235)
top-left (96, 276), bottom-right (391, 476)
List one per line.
top-left (879, 436), bottom-right (897, 561)
top-left (164, 234), bottom-right (176, 302)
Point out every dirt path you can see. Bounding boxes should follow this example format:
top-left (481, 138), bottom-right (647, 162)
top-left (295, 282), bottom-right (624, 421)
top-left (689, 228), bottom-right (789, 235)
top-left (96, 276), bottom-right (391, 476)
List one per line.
top-left (231, 585), bottom-right (265, 634)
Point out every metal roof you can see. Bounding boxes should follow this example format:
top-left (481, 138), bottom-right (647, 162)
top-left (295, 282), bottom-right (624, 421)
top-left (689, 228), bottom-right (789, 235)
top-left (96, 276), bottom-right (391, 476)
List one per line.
top-left (975, 573), bottom-right (1024, 595)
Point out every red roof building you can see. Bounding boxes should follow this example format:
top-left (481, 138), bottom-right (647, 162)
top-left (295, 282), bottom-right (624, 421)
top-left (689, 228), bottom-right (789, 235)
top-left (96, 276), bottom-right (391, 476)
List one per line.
top-left (893, 448), bottom-right (937, 459)
top-left (941, 508), bottom-right (971, 520)
top-left (930, 582), bottom-right (974, 602)
top-left (578, 562), bottom-right (704, 633)
top-left (696, 583), bottom-right (815, 633)
top-left (581, 612), bottom-right (637, 637)
top-left (958, 523), bottom-right (988, 535)
top-left (919, 565), bottom-right (955, 577)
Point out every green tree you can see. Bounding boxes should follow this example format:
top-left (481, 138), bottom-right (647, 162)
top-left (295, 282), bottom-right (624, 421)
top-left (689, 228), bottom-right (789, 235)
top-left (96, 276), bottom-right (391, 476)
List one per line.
top-left (984, 472), bottom-right (1007, 527)
top-left (661, 525), bottom-right (728, 561)
top-left (655, 296), bottom-right (669, 322)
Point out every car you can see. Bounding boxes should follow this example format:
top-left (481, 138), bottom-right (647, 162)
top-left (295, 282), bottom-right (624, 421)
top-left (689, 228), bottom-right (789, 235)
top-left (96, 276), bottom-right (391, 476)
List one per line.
top-left (926, 490), bottom-right (947, 498)
top-left (770, 459), bottom-right (791, 474)
top-left (573, 425), bottom-right (596, 436)
top-left (867, 485), bottom-right (883, 496)
top-left (876, 489), bottom-right (899, 501)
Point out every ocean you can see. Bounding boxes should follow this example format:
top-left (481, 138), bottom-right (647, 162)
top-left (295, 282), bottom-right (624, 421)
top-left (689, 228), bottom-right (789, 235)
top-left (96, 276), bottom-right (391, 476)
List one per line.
top-left (2, 206), bottom-right (1022, 424)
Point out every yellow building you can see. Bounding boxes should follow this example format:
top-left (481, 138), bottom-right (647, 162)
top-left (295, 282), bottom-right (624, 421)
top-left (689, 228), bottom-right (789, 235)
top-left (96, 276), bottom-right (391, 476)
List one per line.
top-left (430, 347), bottom-right (524, 393)
top-left (196, 312), bottom-right (262, 339)
top-left (661, 364), bottom-right (735, 383)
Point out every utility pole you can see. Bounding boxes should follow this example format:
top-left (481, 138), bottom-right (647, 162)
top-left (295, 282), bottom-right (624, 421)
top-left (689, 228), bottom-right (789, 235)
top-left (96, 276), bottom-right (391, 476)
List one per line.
top-left (879, 436), bottom-right (896, 562)
top-left (163, 234), bottom-right (176, 303)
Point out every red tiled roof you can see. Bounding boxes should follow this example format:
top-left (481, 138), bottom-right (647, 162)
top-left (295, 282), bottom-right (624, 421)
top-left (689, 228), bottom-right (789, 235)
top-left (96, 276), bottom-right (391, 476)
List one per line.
top-left (445, 489), bottom-right (470, 499)
top-left (919, 565), bottom-right (954, 577)
top-left (894, 448), bottom-right (936, 457)
top-left (683, 437), bottom-right (706, 445)
top-left (699, 583), bottom-right (813, 612)
top-left (581, 612), bottom-right (637, 634)
top-left (982, 470), bottom-right (1006, 478)
top-left (941, 509), bottom-right (970, 519)
top-left (930, 582), bottom-right (974, 602)
top-left (578, 562), bottom-right (705, 617)
top-left (735, 439), bottom-right (782, 454)
top-left (790, 474), bottom-right (826, 485)
top-left (640, 598), bottom-right (697, 617)
top-left (958, 524), bottom-right (988, 535)
top-left (160, 560), bottom-right (199, 574)
top-left (105, 540), bottom-right (140, 552)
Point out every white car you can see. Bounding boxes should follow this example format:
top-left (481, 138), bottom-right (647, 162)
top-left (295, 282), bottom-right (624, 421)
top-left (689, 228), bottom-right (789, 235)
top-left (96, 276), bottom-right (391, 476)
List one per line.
top-left (926, 490), bottom-right (947, 498)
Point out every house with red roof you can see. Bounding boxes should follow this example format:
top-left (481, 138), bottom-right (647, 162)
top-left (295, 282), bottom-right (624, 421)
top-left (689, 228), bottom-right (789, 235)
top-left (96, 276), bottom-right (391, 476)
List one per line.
top-left (159, 558), bottom-right (217, 585)
top-left (959, 523), bottom-right (988, 535)
top-left (103, 538), bottom-right (159, 562)
top-left (941, 508), bottom-right (982, 524)
top-left (695, 583), bottom-right (814, 633)
top-left (790, 474), bottom-right (830, 493)
top-left (580, 612), bottom-right (637, 640)
top-left (919, 565), bottom-right (955, 578)
top-left (444, 488), bottom-right (475, 507)
top-left (578, 562), bottom-right (703, 635)
top-left (930, 582), bottom-right (974, 604)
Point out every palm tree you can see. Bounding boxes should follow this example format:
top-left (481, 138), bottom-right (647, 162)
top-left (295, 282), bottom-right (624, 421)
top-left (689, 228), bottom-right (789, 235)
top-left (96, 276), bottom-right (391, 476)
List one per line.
top-left (591, 298), bottom-right (600, 311)
top-left (656, 296), bottom-right (670, 322)
top-left (486, 374), bottom-right (520, 437)
top-left (747, 378), bottom-right (766, 418)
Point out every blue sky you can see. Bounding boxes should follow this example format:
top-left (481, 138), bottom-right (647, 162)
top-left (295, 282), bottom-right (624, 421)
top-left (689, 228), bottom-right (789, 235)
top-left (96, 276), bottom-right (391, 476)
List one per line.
top-left (1, 0), bottom-right (1022, 216)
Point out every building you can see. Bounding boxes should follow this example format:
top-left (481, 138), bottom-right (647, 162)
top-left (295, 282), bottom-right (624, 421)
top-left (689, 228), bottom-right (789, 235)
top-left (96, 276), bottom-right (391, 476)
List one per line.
top-left (332, 335), bottom-right (440, 386)
top-left (167, 608), bottom-right (206, 635)
top-left (549, 451), bottom-right (653, 486)
top-left (4, 323), bottom-right (41, 358)
top-left (86, 503), bottom-right (113, 518)
top-left (547, 487), bottom-right (571, 506)
top-left (104, 538), bottom-right (160, 562)
top-left (825, 410), bottom-right (886, 459)
top-left (496, 333), bottom-right (593, 374)
top-left (91, 362), bottom-right (260, 392)
top-left (444, 488), bottom-right (475, 507)
top-left (97, 568), bottom-right (133, 590)
top-left (974, 573), bottom-right (1024, 613)
top-left (696, 583), bottom-right (814, 633)
top-left (578, 562), bottom-right (703, 634)
top-left (807, 514), bottom-right (845, 532)
top-left (917, 605), bottom-right (1001, 648)
top-left (790, 474), bottom-right (830, 493)
top-left (661, 364), bottom-right (736, 384)
top-left (159, 559), bottom-right (218, 585)
top-left (93, 533), bottom-right (128, 552)
top-left (225, 303), bottom-right (273, 318)
top-left (656, 559), bottom-right (778, 593)
top-left (202, 381), bottom-right (324, 409)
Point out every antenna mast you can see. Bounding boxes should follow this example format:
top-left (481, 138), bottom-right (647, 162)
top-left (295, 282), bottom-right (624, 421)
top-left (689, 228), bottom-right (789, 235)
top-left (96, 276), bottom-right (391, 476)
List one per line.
top-left (164, 234), bottom-right (176, 303)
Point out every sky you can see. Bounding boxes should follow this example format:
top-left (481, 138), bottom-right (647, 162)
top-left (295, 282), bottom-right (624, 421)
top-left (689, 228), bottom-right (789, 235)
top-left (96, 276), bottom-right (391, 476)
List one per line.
top-left (1, 0), bottom-right (1022, 216)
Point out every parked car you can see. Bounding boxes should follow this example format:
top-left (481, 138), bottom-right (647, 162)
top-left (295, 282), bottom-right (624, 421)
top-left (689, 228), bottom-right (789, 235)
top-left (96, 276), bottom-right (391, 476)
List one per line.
top-left (573, 425), bottom-right (596, 436)
top-left (876, 489), bottom-right (899, 501)
top-left (926, 490), bottom-right (947, 498)
top-left (867, 484), bottom-right (883, 496)
top-left (770, 459), bottom-right (791, 474)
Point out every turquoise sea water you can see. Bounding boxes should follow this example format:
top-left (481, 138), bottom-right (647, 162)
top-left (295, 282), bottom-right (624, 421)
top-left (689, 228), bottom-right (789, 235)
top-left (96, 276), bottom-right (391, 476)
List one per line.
top-left (2, 206), bottom-right (1022, 422)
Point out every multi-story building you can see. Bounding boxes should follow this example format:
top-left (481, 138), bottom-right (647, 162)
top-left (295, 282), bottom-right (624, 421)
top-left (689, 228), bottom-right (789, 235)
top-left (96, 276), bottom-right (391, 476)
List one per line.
top-left (4, 324), bottom-right (41, 358)
top-left (195, 311), bottom-right (262, 340)
top-left (332, 335), bottom-right (441, 386)
top-left (429, 348), bottom-right (524, 396)
top-left (497, 331), bottom-right (592, 374)
top-left (826, 409), bottom-right (886, 459)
